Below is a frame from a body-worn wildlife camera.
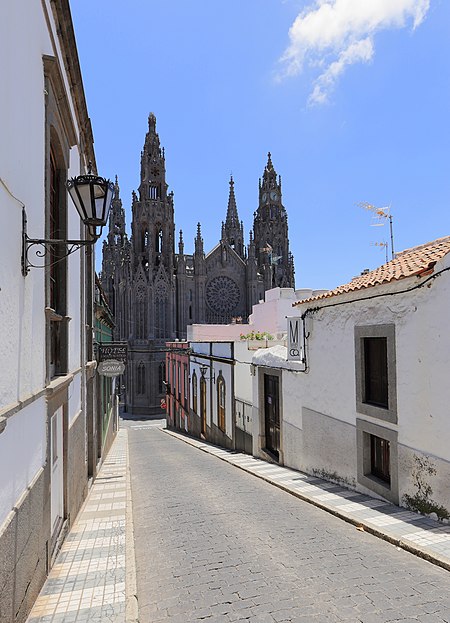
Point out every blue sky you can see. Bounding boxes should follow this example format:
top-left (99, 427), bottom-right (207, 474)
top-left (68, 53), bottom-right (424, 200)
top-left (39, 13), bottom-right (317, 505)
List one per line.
top-left (71, 0), bottom-right (450, 290)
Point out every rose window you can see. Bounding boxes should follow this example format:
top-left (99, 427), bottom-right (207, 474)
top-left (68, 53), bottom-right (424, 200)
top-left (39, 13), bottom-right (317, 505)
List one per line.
top-left (206, 276), bottom-right (240, 315)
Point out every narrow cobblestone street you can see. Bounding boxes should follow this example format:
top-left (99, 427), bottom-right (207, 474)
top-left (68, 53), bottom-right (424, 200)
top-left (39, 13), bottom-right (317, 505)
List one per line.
top-left (128, 426), bottom-right (450, 623)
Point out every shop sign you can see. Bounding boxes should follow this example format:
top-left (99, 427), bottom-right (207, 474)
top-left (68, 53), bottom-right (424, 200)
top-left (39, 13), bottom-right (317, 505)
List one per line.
top-left (287, 316), bottom-right (303, 361)
top-left (98, 360), bottom-right (125, 377)
top-left (98, 342), bottom-right (127, 363)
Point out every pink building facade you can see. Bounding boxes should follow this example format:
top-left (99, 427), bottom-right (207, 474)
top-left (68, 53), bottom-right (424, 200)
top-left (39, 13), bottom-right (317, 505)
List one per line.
top-left (165, 341), bottom-right (190, 432)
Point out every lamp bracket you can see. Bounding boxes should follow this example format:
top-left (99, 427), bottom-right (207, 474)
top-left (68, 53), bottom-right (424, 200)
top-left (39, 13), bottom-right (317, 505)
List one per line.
top-left (22, 207), bottom-right (96, 276)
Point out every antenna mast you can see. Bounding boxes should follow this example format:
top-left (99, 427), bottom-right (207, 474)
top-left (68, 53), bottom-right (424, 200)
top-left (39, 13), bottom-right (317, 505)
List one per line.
top-left (359, 202), bottom-right (395, 260)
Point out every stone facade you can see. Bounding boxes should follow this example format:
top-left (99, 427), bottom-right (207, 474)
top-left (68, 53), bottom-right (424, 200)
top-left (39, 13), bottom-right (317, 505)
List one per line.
top-left (102, 114), bottom-right (295, 415)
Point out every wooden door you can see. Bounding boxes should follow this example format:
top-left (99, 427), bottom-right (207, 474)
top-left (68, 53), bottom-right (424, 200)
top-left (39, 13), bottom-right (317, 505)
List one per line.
top-left (264, 374), bottom-right (280, 459)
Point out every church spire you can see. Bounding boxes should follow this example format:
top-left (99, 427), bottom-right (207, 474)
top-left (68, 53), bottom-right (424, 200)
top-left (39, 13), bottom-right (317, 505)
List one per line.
top-left (107, 175), bottom-right (126, 244)
top-left (222, 175), bottom-right (244, 258)
top-left (261, 151), bottom-right (277, 190)
top-left (225, 175), bottom-right (239, 228)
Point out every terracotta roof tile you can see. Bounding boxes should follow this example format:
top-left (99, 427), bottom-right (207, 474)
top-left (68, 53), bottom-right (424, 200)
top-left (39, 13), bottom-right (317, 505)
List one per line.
top-left (294, 236), bottom-right (450, 305)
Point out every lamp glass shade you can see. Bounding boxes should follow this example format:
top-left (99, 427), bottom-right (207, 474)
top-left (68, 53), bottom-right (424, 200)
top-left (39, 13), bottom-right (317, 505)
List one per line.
top-left (67, 173), bottom-right (114, 233)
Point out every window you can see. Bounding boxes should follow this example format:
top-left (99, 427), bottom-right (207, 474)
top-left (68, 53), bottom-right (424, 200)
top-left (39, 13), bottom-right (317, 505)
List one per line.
top-left (141, 227), bottom-right (149, 252)
top-left (184, 364), bottom-right (188, 405)
top-left (44, 57), bottom-right (73, 381)
top-left (137, 362), bottom-right (146, 395)
top-left (192, 371), bottom-right (197, 413)
top-left (356, 419), bottom-right (398, 504)
top-left (355, 325), bottom-right (397, 424)
top-left (155, 298), bottom-right (165, 338)
top-left (149, 185), bottom-right (159, 199)
top-left (48, 144), bottom-right (68, 378)
top-left (158, 362), bottom-right (165, 394)
top-left (371, 434), bottom-right (390, 484)
top-left (364, 337), bottom-right (388, 408)
top-left (155, 226), bottom-right (163, 253)
top-left (217, 373), bottom-right (225, 432)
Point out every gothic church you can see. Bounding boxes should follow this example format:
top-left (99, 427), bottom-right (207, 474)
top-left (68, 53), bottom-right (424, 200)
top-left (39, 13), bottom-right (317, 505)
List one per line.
top-left (101, 113), bottom-right (295, 415)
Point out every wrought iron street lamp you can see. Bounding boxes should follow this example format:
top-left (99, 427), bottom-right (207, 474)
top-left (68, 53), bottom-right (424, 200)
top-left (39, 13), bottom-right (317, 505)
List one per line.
top-left (199, 363), bottom-right (215, 383)
top-left (22, 163), bottom-right (114, 275)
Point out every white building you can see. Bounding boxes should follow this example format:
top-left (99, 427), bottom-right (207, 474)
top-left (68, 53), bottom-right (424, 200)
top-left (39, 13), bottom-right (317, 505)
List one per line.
top-left (0, 2), bottom-right (113, 621)
top-left (186, 287), bottom-right (324, 452)
top-left (252, 238), bottom-right (450, 518)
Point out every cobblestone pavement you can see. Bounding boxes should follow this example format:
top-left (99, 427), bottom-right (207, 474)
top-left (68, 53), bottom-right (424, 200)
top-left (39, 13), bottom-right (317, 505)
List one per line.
top-left (165, 430), bottom-right (450, 572)
top-left (129, 427), bottom-right (450, 623)
top-left (26, 429), bottom-right (129, 623)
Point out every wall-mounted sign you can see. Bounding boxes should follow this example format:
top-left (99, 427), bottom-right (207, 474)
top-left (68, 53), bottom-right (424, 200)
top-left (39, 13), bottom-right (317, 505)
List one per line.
top-left (98, 360), bottom-right (125, 377)
top-left (98, 343), bottom-right (127, 363)
top-left (287, 316), bottom-right (303, 362)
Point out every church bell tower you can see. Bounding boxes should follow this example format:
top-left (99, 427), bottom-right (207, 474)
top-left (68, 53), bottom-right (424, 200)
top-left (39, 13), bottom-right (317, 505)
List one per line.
top-left (127, 113), bottom-right (176, 415)
top-left (253, 153), bottom-right (295, 290)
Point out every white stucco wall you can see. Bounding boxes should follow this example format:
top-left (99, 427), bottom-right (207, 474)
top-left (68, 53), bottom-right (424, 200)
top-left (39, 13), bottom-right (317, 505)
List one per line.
top-left (233, 342), bottom-right (254, 404)
top-left (252, 259), bottom-right (450, 512)
top-left (0, 0), bottom-right (90, 527)
top-left (0, 398), bottom-right (46, 528)
top-left (211, 359), bottom-right (233, 437)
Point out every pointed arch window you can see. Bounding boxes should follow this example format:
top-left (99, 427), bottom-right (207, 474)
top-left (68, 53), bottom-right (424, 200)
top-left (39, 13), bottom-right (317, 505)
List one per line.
top-left (137, 362), bottom-right (146, 395)
top-left (155, 226), bottom-right (163, 254)
top-left (217, 373), bottom-right (226, 432)
top-left (192, 371), bottom-right (198, 413)
top-left (149, 185), bottom-right (160, 200)
top-left (155, 297), bottom-right (167, 339)
top-left (158, 361), bottom-right (165, 394)
top-left (136, 297), bottom-right (147, 339)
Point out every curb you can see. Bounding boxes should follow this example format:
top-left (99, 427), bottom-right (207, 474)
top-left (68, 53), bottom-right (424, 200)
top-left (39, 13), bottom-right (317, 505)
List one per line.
top-left (163, 428), bottom-right (450, 573)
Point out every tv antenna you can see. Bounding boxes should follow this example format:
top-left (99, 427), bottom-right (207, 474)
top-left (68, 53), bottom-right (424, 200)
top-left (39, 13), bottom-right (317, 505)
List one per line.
top-left (359, 202), bottom-right (395, 260)
top-left (370, 241), bottom-right (388, 263)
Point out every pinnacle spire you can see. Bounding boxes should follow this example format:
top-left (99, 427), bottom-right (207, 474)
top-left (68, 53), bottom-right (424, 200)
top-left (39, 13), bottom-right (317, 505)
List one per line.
top-left (225, 174), bottom-right (239, 228)
top-left (148, 112), bottom-right (157, 131)
top-left (178, 229), bottom-right (184, 255)
top-left (195, 222), bottom-right (204, 255)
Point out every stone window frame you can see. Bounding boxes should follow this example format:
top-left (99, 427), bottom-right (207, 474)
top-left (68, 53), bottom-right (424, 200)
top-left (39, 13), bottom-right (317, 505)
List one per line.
top-left (356, 418), bottom-right (399, 504)
top-left (355, 324), bottom-right (397, 424)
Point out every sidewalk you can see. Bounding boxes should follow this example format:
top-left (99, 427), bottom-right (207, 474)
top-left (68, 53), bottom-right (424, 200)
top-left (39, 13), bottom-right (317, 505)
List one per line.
top-left (26, 428), bottom-right (135, 623)
top-left (25, 425), bottom-right (449, 623)
top-left (165, 428), bottom-right (450, 573)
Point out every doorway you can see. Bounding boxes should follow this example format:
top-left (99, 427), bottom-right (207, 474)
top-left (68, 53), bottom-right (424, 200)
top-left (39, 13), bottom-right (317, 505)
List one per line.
top-left (200, 377), bottom-right (207, 437)
top-left (263, 374), bottom-right (280, 459)
top-left (50, 406), bottom-right (64, 541)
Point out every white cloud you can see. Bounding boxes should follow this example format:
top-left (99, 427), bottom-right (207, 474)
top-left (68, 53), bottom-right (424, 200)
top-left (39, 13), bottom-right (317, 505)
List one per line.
top-left (278, 0), bottom-right (430, 105)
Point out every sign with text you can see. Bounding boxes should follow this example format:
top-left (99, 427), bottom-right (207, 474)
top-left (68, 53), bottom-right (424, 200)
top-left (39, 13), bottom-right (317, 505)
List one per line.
top-left (98, 360), bottom-right (126, 377)
top-left (287, 316), bottom-right (303, 362)
top-left (98, 342), bottom-right (127, 363)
